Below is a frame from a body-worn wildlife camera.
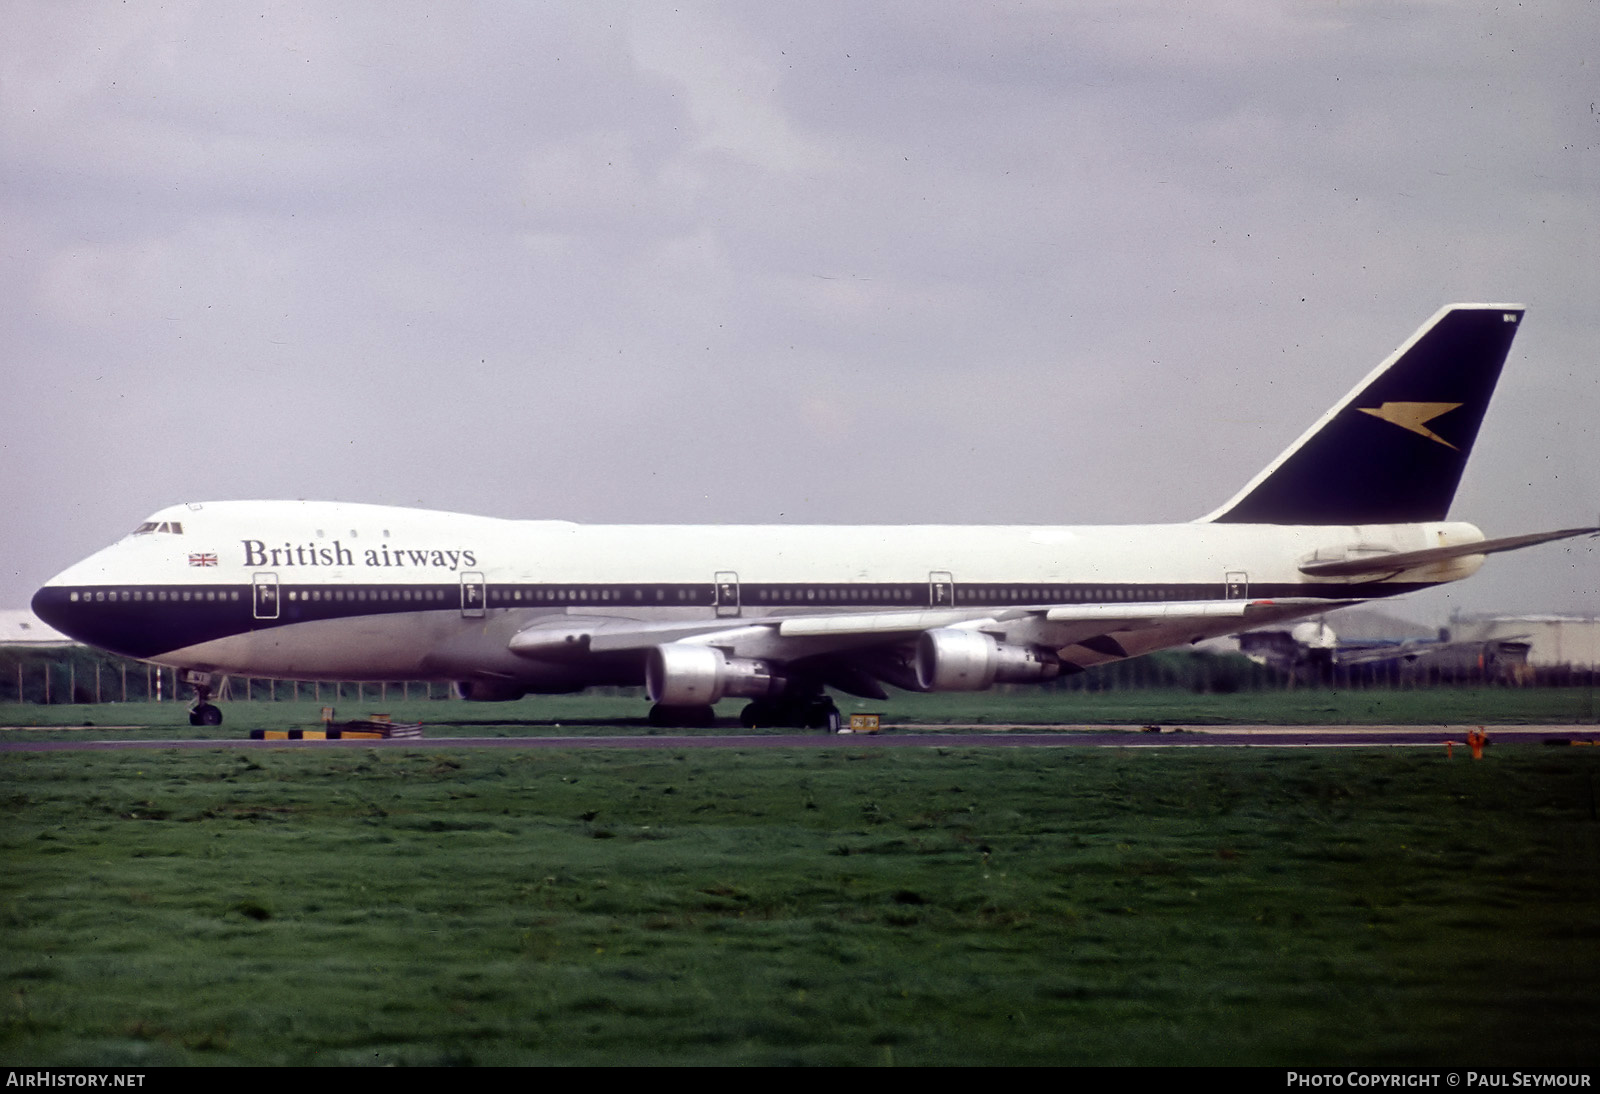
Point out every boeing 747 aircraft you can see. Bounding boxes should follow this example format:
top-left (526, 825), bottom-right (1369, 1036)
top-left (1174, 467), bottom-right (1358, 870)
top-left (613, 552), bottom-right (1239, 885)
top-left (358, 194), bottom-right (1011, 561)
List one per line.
top-left (32, 304), bottom-right (1596, 729)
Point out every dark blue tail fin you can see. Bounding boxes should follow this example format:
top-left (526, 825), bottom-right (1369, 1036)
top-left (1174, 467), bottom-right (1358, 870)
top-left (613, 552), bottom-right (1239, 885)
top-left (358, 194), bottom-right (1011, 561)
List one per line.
top-left (1204, 304), bottom-right (1525, 525)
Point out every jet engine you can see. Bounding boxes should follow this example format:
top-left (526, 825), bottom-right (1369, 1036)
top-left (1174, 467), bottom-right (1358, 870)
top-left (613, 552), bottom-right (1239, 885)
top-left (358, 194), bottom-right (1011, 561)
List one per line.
top-left (914, 629), bottom-right (1061, 691)
top-left (646, 643), bottom-right (786, 706)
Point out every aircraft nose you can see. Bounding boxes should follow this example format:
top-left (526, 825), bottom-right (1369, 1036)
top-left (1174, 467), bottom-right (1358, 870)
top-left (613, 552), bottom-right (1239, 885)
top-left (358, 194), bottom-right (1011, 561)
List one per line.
top-left (31, 581), bottom-right (72, 635)
top-left (28, 579), bottom-right (167, 659)
top-left (31, 579), bottom-right (94, 646)
top-left (29, 568), bottom-right (239, 660)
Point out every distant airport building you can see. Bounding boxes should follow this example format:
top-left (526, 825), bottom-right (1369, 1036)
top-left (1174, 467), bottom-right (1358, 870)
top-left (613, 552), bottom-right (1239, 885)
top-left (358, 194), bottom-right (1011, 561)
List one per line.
top-left (0, 609), bottom-right (73, 647)
top-left (1445, 614), bottom-right (1600, 670)
top-left (1238, 609), bottom-right (1598, 685)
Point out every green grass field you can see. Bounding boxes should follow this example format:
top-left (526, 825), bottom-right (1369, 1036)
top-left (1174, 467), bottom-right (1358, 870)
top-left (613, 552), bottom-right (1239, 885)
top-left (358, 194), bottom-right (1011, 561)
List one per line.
top-left (2, 682), bottom-right (1596, 741)
top-left (4, 739), bottom-right (1598, 1065)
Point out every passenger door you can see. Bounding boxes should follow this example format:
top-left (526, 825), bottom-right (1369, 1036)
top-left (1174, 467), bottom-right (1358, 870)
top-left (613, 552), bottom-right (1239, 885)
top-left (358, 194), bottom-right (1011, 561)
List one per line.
top-left (252, 573), bottom-right (280, 620)
top-left (714, 571), bottom-right (740, 617)
top-left (460, 572), bottom-right (486, 618)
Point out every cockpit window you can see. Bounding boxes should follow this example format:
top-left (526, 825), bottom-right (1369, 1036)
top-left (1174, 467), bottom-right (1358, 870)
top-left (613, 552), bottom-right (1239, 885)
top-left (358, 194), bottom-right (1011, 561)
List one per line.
top-left (131, 521), bottom-right (184, 535)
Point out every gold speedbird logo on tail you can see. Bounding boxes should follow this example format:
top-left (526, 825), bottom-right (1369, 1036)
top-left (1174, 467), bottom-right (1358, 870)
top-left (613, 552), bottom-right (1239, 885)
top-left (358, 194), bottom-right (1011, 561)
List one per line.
top-left (1356, 401), bottom-right (1463, 449)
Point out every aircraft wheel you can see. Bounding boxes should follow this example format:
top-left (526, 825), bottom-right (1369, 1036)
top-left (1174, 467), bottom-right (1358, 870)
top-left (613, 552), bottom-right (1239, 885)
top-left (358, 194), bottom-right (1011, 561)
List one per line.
top-left (740, 700), bottom-right (777, 728)
top-left (648, 703), bottom-right (717, 728)
top-left (803, 699), bottom-right (841, 732)
top-left (191, 704), bottom-right (223, 727)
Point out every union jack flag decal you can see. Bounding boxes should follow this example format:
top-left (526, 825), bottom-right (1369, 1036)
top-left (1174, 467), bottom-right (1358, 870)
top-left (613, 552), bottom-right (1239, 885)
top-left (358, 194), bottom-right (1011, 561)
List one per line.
top-left (188, 553), bottom-right (218, 567)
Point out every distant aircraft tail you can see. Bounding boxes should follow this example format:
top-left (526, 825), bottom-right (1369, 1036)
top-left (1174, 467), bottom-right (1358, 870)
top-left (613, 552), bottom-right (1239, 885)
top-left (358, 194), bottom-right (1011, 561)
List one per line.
top-left (1202, 304), bottom-right (1525, 525)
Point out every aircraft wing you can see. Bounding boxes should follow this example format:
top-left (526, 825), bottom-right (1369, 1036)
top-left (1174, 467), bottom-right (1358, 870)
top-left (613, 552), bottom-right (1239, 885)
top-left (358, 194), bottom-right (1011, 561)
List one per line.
top-left (776, 597), bottom-right (1345, 642)
top-left (506, 609), bottom-right (1008, 662)
top-left (507, 616), bottom-right (753, 658)
top-left (506, 597), bottom-right (1358, 684)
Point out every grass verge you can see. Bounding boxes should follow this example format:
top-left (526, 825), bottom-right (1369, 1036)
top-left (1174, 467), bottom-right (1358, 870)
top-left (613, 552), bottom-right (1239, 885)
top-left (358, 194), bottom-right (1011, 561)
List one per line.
top-left (1, 684), bottom-right (1596, 743)
top-left (3, 745), bottom-right (1598, 1065)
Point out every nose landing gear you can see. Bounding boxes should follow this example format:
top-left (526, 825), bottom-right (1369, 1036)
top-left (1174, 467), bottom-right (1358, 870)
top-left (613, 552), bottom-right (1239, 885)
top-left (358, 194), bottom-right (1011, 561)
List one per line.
top-left (184, 670), bottom-right (224, 727)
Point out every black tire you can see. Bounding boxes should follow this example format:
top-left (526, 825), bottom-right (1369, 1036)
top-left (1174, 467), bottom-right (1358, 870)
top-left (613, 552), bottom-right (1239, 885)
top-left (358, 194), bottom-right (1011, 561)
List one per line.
top-left (803, 700), bottom-right (840, 731)
top-left (649, 704), bottom-right (716, 728)
top-left (740, 700), bottom-right (776, 728)
top-left (196, 704), bottom-right (223, 726)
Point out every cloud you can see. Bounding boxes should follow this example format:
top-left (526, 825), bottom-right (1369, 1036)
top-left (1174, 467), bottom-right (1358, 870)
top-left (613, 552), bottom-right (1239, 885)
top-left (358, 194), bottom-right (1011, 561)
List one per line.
top-left (628, 6), bottom-right (837, 176)
top-left (3, 1), bottom-right (1595, 617)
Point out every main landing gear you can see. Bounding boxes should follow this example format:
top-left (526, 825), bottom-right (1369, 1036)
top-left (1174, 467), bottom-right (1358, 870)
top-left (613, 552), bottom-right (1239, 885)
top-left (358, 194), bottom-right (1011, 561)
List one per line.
top-left (646, 703), bottom-right (718, 728)
top-left (646, 689), bottom-right (844, 732)
top-left (184, 671), bottom-right (223, 727)
top-left (738, 694), bottom-right (842, 732)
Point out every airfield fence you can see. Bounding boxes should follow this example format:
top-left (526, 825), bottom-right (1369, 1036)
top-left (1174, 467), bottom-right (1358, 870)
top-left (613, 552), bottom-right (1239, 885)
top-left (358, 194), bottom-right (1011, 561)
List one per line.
top-left (1, 646), bottom-right (1593, 706)
top-left (0, 647), bottom-right (449, 705)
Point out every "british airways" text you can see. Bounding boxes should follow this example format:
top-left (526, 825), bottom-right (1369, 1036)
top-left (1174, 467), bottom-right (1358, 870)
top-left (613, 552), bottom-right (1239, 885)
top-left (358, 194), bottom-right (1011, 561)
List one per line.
top-left (240, 540), bottom-right (479, 570)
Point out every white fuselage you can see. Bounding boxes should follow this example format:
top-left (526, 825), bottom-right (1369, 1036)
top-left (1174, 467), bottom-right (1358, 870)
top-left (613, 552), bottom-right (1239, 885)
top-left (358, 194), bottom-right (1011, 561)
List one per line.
top-left (35, 500), bottom-right (1484, 690)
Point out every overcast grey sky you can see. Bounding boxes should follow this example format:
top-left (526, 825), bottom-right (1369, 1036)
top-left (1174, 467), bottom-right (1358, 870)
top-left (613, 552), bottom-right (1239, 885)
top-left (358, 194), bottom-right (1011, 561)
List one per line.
top-left (4, 1), bottom-right (1595, 621)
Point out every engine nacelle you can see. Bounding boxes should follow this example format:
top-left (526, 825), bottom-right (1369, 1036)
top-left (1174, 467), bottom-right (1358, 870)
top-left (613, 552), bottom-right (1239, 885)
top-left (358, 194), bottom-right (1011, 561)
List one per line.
top-left (646, 644), bottom-right (786, 706)
top-left (914, 629), bottom-right (1061, 691)
top-left (453, 679), bottom-right (528, 702)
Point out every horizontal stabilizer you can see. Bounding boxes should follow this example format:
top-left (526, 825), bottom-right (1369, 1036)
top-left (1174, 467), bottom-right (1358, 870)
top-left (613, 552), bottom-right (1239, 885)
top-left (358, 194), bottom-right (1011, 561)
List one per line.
top-left (1298, 526), bottom-right (1598, 578)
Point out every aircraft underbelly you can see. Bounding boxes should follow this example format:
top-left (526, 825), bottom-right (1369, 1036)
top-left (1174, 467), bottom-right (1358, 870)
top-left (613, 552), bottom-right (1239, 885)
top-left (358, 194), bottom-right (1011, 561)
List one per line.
top-left (147, 613), bottom-right (450, 678)
top-left (149, 616), bottom-right (436, 679)
top-left (147, 609), bottom-right (623, 690)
